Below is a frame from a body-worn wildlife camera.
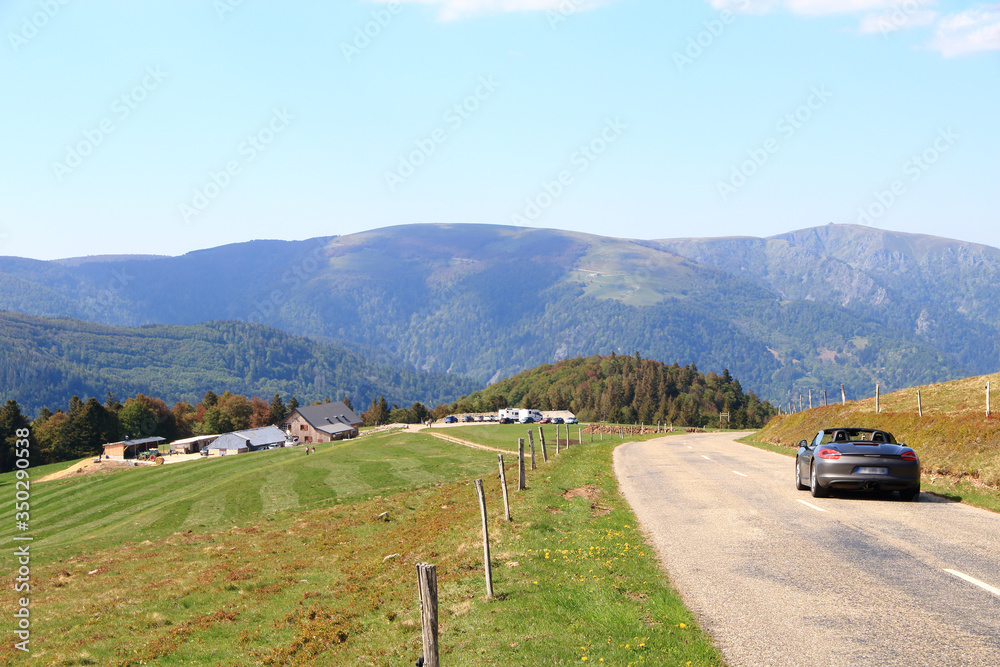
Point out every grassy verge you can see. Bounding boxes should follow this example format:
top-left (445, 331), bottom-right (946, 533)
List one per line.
top-left (476, 435), bottom-right (725, 665)
top-left (1, 429), bottom-right (723, 665)
top-left (737, 434), bottom-right (1000, 514)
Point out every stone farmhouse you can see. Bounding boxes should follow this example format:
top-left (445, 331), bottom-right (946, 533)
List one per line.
top-left (279, 401), bottom-right (362, 443)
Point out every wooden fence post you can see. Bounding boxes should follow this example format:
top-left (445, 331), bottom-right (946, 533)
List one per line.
top-left (527, 431), bottom-right (536, 470)
top-left (416, 563), bottom-right (439, 667)
top-left (841, 384), bottom-right (847, 405)
top-left (809, 390), bottom-right (813, 410)
top-left (988, 382), bottom-right (992, 418)
top-left (473, 479), bottom-right (493, 599)
top-left (917, 390), bottom-right (923, 418)
top-left (538, 426), bottom-right (548, 462)
top-left (875, 383), bottom-right (880, 414)
top-left (578, 426), bottom-right (582, 445)
top-left (497, 454), bottom-right (511, 522)
top-left (518, 439), bottom-right (526, 490)
top-left (824, 389), bottom-right (828, 407)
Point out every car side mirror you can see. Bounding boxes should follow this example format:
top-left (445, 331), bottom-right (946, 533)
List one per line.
top-left (798, 440), bottom-right (809, 449)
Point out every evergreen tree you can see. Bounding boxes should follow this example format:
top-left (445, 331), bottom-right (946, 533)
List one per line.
top-left (362, 395), bottom-right (390, 426)
top-left (0, 400), bottom-right (32, 473)
top-left (409, 402), bottom-right (430, 424)
top-left (269, 393), bottom-right (288, 423)
top-left (202, 390), bottom-right (219, 408)
top-left (64, 398), bottom-right (118, 458)
top-left (105, 391), bottom-right (122, 412)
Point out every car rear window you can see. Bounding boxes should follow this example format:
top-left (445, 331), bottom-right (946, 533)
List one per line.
top-left (821, 429), bottom-right (896, 444)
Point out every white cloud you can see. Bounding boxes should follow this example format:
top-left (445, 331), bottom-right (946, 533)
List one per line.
top-left (857, 7), bottom-right (937, 35)
top-left (709, 0), bottom-right (1000, 57)
top-left (710, 0), bottom-right (900, 15)
top-left (374, 0), bottom-right (620, 21)
top-left (929, 4), bottom-right (1000, 57)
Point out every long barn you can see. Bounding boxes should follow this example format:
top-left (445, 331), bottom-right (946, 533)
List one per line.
top-left (102, 437), bottom-right (165, 460)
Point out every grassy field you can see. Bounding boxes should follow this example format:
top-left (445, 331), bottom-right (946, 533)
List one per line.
top-left (1, 429), bottom-right (724, 665)
top-left (0, 434), bottom-right (495, 563)
top-left (749, 371), bottom-right (1000, 511)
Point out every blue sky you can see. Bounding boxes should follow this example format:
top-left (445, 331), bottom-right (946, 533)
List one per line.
top-left (1, 0), bottom-right (997, 260)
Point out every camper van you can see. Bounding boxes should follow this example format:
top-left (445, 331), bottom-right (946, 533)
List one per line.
top-left (519, 409), bottom-right (543, 424)
top-left (497, 408), bottom-right (520, 424)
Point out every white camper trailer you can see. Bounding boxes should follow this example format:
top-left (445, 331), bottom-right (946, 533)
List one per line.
top-left (519, 409), bottom-right (543, 424)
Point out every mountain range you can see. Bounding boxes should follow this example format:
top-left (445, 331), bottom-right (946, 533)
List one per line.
top-left (2, 223), bottom-right (996, 410)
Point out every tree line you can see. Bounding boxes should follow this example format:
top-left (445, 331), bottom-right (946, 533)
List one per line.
top-left (444, 353), bottom-right (776, 428)
top-left (0, 392), bottom-right (313, 472)
top-left (0, 388), bottom-right (447, 472)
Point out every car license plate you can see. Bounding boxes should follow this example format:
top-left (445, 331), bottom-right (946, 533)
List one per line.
top-left (857, 466), bottom-right (888, 475)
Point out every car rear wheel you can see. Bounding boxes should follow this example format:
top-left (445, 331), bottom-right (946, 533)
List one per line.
top-left (898, 487), bottom-right (920, 502)
top-left (795, 460), bottom-right (808, 490)
top-left (810, 463), bottom-right (829, 498)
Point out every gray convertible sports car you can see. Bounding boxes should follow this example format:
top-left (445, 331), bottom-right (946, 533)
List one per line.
top-left (795, 427), bottom-right (921, 501)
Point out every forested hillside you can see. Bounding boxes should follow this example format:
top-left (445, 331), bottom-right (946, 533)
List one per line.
top-left (448, 353), bottom-right (776, 429)
top-left (2, 223), bottom-right (995, 403)
top-left (0, 312), bottom-right (478, 417)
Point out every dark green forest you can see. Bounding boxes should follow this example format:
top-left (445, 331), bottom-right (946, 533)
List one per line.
top-left (0, 312), bottom-right (478, 418)
top-left (445, 353), bottom-right (776, 429)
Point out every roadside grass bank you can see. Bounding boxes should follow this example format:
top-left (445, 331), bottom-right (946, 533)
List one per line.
top-left (743, 401), bottom-right (1000, 513)
top-left (1, 430), bottom-right (724, 665)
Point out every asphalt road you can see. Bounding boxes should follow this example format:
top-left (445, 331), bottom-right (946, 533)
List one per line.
top-left (615, 432), bottom-right (1000, 667)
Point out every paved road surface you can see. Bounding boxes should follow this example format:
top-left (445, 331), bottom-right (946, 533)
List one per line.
top-left (615, 432), bottom-right (1000, 667)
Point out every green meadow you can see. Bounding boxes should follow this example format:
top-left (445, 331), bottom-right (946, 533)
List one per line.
top-left (1, 430), bottom-right (725, 666)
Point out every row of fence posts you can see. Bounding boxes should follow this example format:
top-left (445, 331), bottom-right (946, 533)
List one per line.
top-left (414, 421), bottom-right (603, 665)
top-left (778, 381), bottom-right (994, 419)
top-left (415, 418), bottom-right (686, 663)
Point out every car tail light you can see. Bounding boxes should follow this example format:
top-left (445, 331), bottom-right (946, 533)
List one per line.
top-left (817, 448), bottom-right (841, 460)
top-left (901, 450), bottom-right (918, 462)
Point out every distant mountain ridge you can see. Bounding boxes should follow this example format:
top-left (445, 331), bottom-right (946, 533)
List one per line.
top-left (0, 223), bottom-right (994, 404)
